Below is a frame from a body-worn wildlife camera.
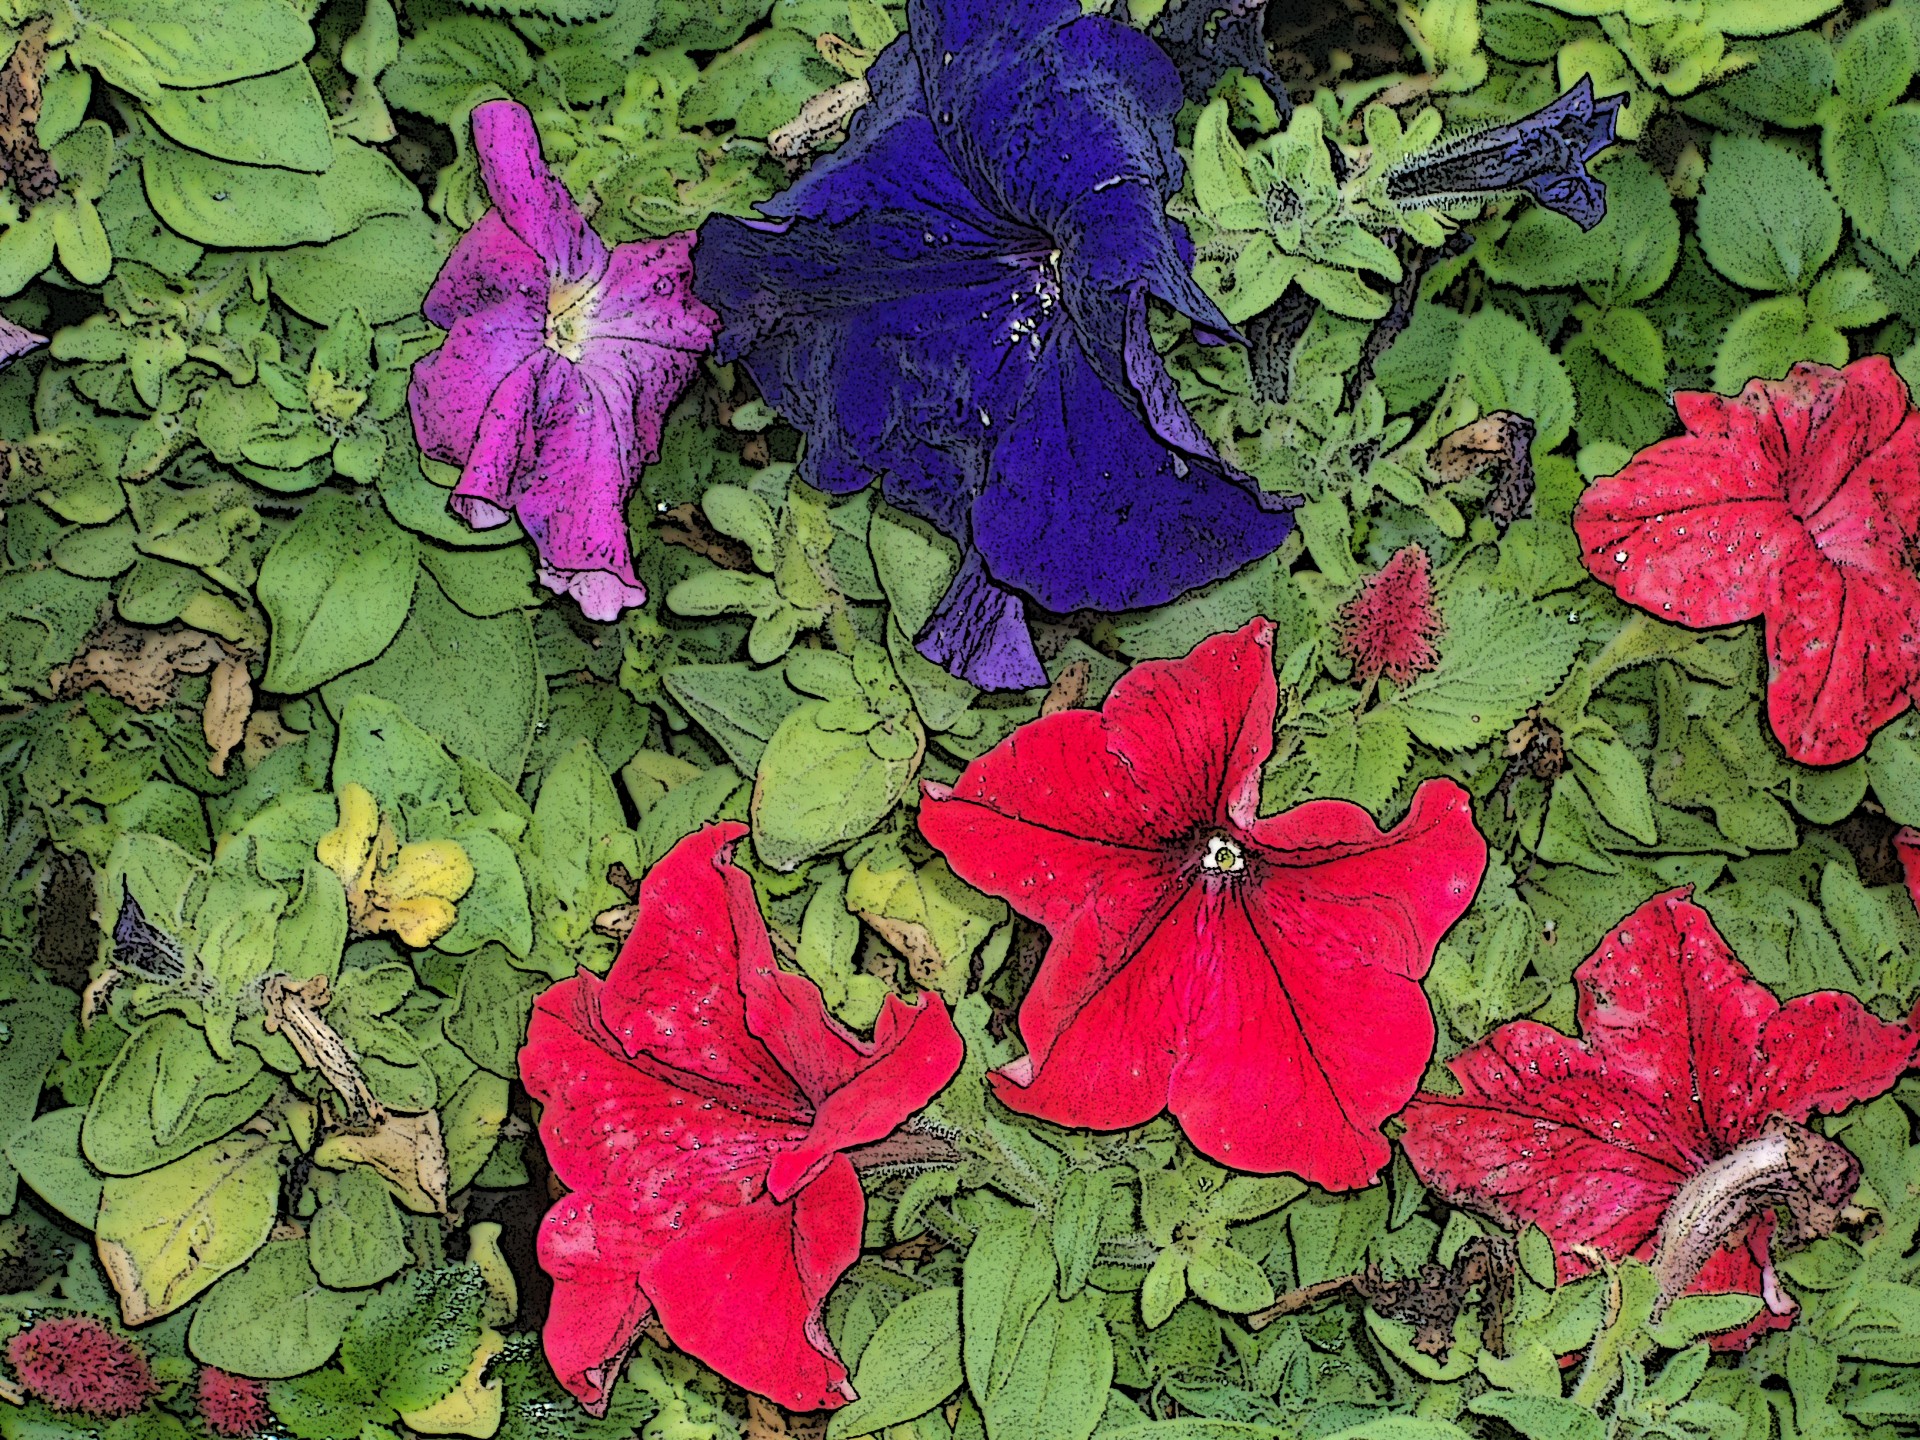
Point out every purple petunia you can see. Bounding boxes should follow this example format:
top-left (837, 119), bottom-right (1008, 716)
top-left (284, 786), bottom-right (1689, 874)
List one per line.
top-left (0, 314), bottom-right (46, 371)
top-left (409, 101), bottom-right (717, 621)
top-left (1386, 77), bottom-right (1625, 231)
top-left (693, 0), bottom-right (1298, 690)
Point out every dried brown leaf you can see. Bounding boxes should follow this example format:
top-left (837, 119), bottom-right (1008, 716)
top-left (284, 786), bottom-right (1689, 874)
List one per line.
top-left (203, 658), bottom-right (252, 777)
top-left (51, 625), bottom-right (225, 712)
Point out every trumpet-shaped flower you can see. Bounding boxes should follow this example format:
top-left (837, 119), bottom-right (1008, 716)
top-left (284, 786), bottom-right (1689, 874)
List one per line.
top-left (694, 0), bottom-right (1297, 689)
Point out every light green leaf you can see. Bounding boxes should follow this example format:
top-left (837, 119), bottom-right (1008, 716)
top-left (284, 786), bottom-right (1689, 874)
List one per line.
top-left (1379, 585), bottom-right (1583, 751)
top-left (752, 699), bottom-right (922, 871)
top-left (261, 490), bottom-right (419, 694)
top-left (311, 1166), bottom-right (409, 1290)
top-left (1697, 136), bottom-right (1841, 292)
top-left (142, 132), bottom-right (420, 249)
top-left (827, 1287), bottom-right (964, 1440)
top-left (145, 66), bottom-right (334, 171)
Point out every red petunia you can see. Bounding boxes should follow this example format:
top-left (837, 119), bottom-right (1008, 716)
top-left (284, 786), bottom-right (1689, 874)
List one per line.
top-left (918, 619), bottom-right (1487, 1188)
top-left (1572, 357), bottom-right (1920, 766)
top-left (1401, 890), bottom-right (1919, 1346)
top-left (1337, 545), bottom-right (1445, 688)
top-left (519, 823), bottom-right (962, 1414)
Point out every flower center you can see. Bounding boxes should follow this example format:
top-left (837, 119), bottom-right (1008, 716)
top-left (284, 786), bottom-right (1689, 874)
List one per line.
top-left (1199, 835), bottom-right (1246, 877)
top-left (545, 277), bottom-right (598, 362)
top-left (995, 248), bottom-right (1062, 359)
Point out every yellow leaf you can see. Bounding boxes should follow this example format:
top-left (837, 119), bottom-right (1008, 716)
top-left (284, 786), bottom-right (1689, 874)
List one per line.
top-left (383, 839), bottom-right (475, 903)
top-left (398, 1327), bottom-right (506, 1438)
top-left (317, 783), bottom-right (379, 890)
top-left (315, 1110), bottom-right (450, 1215)
top-left (379, 894), bottom-right (459, 948)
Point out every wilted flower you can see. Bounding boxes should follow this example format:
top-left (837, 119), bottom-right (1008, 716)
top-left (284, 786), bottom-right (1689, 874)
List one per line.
top-left (410, 100), bottom-right (717, 621)
top-left (317, 783), bottom-right (474, 947)
top-left (1386, 76), bottom-right (1625, 230)
top-left (1401, 890), bottom-right (1920, 1347)
top-left (6, 1316), bottom-right (157, 1417)
top-left (1336, 545), bottom-right (1444, 688)
top-left (196, 1368), bottom-right (271, 1437)
top-left (694, 0), bottom-right (1297, 689)
top-left (919, 619), bottom-right (1486, 1187)
top-left (519, 824), bottom-right (962, 1413)
top-left (1573, 357), bottom-right (1920, 765)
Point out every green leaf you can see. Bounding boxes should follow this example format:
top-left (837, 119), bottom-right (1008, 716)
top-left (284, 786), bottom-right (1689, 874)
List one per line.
top-left (272, 1366), bottom-right (395, 1439)
top-left (310, 1166), bottom-right (409, 1290)
top-left (752, 699), bottom-right (923, 870)
top-left (85, 0), bottom-right (316, 89)
top-left (1378, 584), bottom-right (1583, 751)
top-left (1836, 7), bottom-right (1917, 114)
top-left (1052, 1169), bottom-right (1117, 1302)
top-left (1568, 725), bottom-right (1658, 844)
top-left (1582, 306), bottom-right (1666, 391)
top-left (1791, 759), bottom-right (1867, 824)
top-left (1481, 156), bottom-right (1678, 306)
top-left (976, 1291), bottom-right (1113, 1440)
top-left (1468, 1393), bottom-right (1605, 1440)
top-left (446, 944), bottom-right (545, 1076)
top-left (341, 1266), bottom-right (487, 1412)
top-left (964, 1209), bottom-right (1059, 1398)
top-left (1869, 719), bottom-right (1920, 824)
top-left (96, 1131), bottom-right (279, 1324)
top-left (1807, 266), bottom-right (1890, 330)
top-left (83, 1016), bottom-right (279, 1176)
top-left (145, 67), bottom-right (334, 171)
top-left (1697, 136), bottom-right (1841, 292)
top-left (383, 17), bottom-right (534, 124)
top-left (5, 1108), bottom-right (102, 1228)
top-left (267, 214), bottom-right (448, 327)
top-left (1184, 1239), bottom-right (1276, 1314)
top-left (1823, 106), bottom-right (1920, 270)
top-left (1141, 1247), bottom-right (1189, 1329)
top-left (1713, 294), bottom-right (1846, 392)
top-left (142, 132), bottom-right (420, 249)
top-left (322, 571), bottom-right (541, 784)
top-left (826, 1287), bottom-right (964, 1440)
top-left (680, 29), bottom-right (843, 139)
top-left (1702, 0), bottom-right (1841, 34)
top-left (190, 1240), bottom-right (364, 1378)
top-left (261, 491), bottom-right (419, 694)
top-left (1459, 307), bottom-right (1576, 454)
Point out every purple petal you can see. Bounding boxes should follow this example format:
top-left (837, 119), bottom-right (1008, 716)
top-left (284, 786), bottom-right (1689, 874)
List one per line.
top-left (916, 550), bottom-right (1047, 690)
top-left (592, 232), bottom-right (719, 353)
top-left (579, 335), bottom-right (704, 466)
top-left (0, 314), bottom-right (47, 371)
top-left (1152, 0), bottom-right (1289, 109)
top-left (409, 238), bottom-right (544, 467)
top-left (422, 210), bottom-right (546, 331)
top-left (473, 99), bottom-right (608, 284)
top-left (972, 332), bottom-right (1295, 615)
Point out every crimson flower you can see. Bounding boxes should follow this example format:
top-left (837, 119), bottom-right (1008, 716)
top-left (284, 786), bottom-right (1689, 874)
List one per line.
top-left (196, 1368), bottom-right (270, 1437)
top-left (519, 823), bottom-right (962, 1414)
top-left (1572, 357), bottom-right (1920, 766)
top-left (918, 619), bottom-right (1487, 1188)
top-left (5, 1316), bottom-right (157, 1417)
top-left (1337, 545), bottom-right (1444, 688)
top-left (1401, 890), bottom-right (1919, 1346)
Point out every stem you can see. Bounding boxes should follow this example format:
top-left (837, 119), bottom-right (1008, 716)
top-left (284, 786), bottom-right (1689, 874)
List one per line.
top-left (845, 1129), bottom-right (964, 1174)
top-left (1584, 612), bottom-right (1653, 690)
top-left (1247, 1275), bottom-right (1360, 1330)
top-left (263, 975), bottom-right (383, 1131)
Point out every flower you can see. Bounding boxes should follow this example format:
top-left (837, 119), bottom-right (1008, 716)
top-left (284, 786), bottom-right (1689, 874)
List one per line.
top-left (1572, 357), bottom-right (1920, 766)
top-left (1336, 545), bottom-right (1444, 688)
top-left (918, 619), bottom-right (1487, 1187)
top-left (6, 1316), bottom-right (157, 1417)
top-left (519, 823), bottom-right (962, 1413)
top-left (1385, 77), bottom-right (1625, 231)
top-left (0, 314), bottom-right (45, 372)
top-left (1400, 890), bottom-right (1919, 1346)
top-left (196, 1368), bottom-right (271, 1437)
top-left (693, 0), bottom-right (1297, 691)
top-left (409, 99), bottom-right (717, 622)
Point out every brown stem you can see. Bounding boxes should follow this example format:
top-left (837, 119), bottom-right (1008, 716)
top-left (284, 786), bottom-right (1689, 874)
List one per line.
top-left (263, 975), bottom-right (384, 1132)
top-left (0, 22), bottom-right (55, 206)
top-left (1247, 1275), bottom-right (1359, 1329)
top-left (845, 1127), bottom-right (963, 1174)
top-left (1649, 1115), bottom-right (1859, 1317)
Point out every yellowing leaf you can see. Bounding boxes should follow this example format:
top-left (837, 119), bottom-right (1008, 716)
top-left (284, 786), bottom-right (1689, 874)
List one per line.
top-left (315, 1110), bottom-right (450, 1215)
top-left (378, 896), bottom-right (459, 948)
top-left (398, 1327), bottom-right (507, 1438)
top-left (318, 782), bottom-right (379, 890)
top-left (382, 840), bottom-right (476, 903)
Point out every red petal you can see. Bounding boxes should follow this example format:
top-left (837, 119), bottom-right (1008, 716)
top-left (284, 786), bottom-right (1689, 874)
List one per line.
top-left (537, 1201), bottom-right (655, 1414)
top-left (1691, 1215), bottom-right (1794, 1352)
top-left (1764, 550), bottom-right (1920, 765)
top-left (763, 992), bottom-right (963, 1201)
top-left (595, 823), bottom-right (808, 1115)
top-left (1730, 989), bottom-right (1919, 1136)
top-left (640, 1158), bottom-right (863, 1412)
top-left (1751, 357), bottom-right (1914, 518)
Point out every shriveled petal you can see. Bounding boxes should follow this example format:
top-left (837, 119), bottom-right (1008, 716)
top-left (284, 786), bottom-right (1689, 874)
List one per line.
top-left (1245, 779), bottom-right (1487, 980)
top-left (594, 823), bottom-right (808, 1114)
top-left (1168, 883), bottom-right (1436, 1185)
top-left (472, 99), bottom-right (606, 285)
top-left (536, 1204), bottom-right (654, 1415)
top-left (760, 993), bottom-right (962, 1201)
top-left (0, 314), bottom-right (47, 371)
top-left (1690, 1217), bottom-right (1795, 1351)
top-left (640, 1158), bottom-right (862, 1412)
top-left (1764, 547), bottom-right (1920, 766)
top-left (975, 331), bottom-right (1294, 615)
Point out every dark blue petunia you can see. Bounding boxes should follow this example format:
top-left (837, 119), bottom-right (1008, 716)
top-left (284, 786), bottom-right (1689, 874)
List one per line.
top-left (1385, 77), bottom-right (1625, 232)
top-left (693, 0), bottom-right (1298, 690)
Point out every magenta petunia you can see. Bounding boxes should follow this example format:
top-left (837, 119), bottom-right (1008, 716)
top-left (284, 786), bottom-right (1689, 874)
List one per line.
top-left (409, 100), bottom-right (717, 621)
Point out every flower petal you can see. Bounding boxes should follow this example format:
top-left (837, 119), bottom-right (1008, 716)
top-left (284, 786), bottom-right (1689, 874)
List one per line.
top-left (973, 329), bottom-right (1296, 615)
top-left (1750, 357), bottom-right (1914, 519)
top-left (592, 231), bottom-right (719, 353)
top-left (0, 314), bottom-right (47, 371)
top-left (640, 1158), bottom-right (863, 1412)
top-left (421, 209), bottom-right (546, 333)
top-left (472, 99), bottom-right (606, 284)
top-left (1764, 539), bottom-right (1920, 766)
top-left (409, 219), bottom-right (545, 466)
top-left (536, 1199), bottom-right (655, 1414)
top-left (1731, 990), bottom-right (1919, 1137)
top-left (916, 550), bottom-right (1049, 691)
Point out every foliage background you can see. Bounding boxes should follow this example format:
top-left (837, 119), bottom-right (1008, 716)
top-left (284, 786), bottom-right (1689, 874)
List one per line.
top-left (6, 0), bottom-right (1920, 1437)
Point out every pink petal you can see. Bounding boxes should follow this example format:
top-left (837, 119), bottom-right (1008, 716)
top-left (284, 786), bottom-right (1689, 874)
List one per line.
top-left (1763, 548), bottom-right (1920, 765)
top-left (581, 335), bottom-right (705, 468)
top-left (421, 209), bottom-right (545, 332)
top-left (472, 100), bottom-right (606, 285)
top-left (594, 231), bottom-right (720, 352)
top-left (640, 1159), bottom-right (862, 1412)
top-left (409, 235), bottom-right (544, 467)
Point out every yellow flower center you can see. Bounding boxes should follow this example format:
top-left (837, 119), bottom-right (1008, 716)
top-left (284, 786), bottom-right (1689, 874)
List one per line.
top-left (544, 277), bottom-right (597, 361)
top-left (1200, 836), bottom-right (1245, 875)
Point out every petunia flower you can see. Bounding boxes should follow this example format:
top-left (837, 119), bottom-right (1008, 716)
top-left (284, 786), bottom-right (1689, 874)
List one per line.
top-left (0, 314), bottom-right (46, 372)
top-left (1336, 544), bottom-right (1444, 689)
top-left (1573, 356), bottom-right (1920, 766)
top-left (1401, 890), bottom-right (1919, 1347)
top-left (519, 823), bottom-right (962, 1414)
top-left (1385, 76), bottom-right (1625, 231)
top-left (409, 100), bottom-right (716, 621)
top-left (917, 619), bottom-right (1487, 1187)
top-left (693, 0), bottom-right (1297, 690)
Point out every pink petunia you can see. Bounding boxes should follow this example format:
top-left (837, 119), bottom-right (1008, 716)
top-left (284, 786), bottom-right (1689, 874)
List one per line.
top-left (1573, 357), bottom-right (1920, 766)
top-left (918, 619), bottom-right (1487, 1189)
top-left (519, 823), bottom-right (962, 1414)
top-left (409, 100), bottom-right (716, 621)
top-left (1401, 890), bottom-right (1920, 1348)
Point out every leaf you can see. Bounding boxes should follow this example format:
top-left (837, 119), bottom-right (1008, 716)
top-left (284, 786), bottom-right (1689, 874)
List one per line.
top-left (1835, 7), bottom-right (1917, 113)
top-left (261, 491), bottom-right (418, 694)
top-left (341, 1266), bottom-right (487, 1413)
top-left (85, 0), bottom-right (316, 89)
top-left (752, 699), bottom-right (923, 870)
top-left (189, 1240), bottom-right (364, 1379)
top-left (83, 1016), bottom-right (279, 1175)
top-left (397, 1327), bottom-right (507, 1438)
top-left (315, 1112), bottom-right (451, 1217)
top-left (145, 67), bottom-right (335, 171)
top-left (680, 29), bottom-right (842, 139)
top-left (1713, 294), bottom-right (1845, 392)
top-left (267, 213), bottom-right (447, 327)
top-left (1868, 719), bottom-right (1920, 824)
top-left (96, 1131), bottom-right (280, 1324)
top-left (383, 17), bottom-right (533, 125)
top-left (1823, 106), bottom-right (1920, 270)
top-left (1582, 307), bottom-right (1666, 391)
top-left (826, 1287), bottom-right (964, 1439)
top-left (310, 1166), bottom-right (409, 1290)
top-left (663, 661), bottom-right (803, 773)
top-left (1378, 585), bottom-right (1583, 751)
top-left (142, 132), bottom-right (421, 249)
top-left (975, 1290), bottom-right (1113, 1440)
top-left (1480, 156), bottom-right (1679, 306)
top-left (1141, 1247), bottom-right (1188, 1328)
top-left (964, 1209), bottom-right (1058, 1399)
top-left (1468, 1393), bottom-right (1606, 1440)
top-left (1568, 726), bottom-right (1658, 844)
top-left (1184, 1239), bottom-right (1276, 1314)
top-left (321, 571), bottom-right (541, 784)
top-left (1052, 1169), bottom-right (1116, 1301)
top-left (5, 1107), bottom-right (102, 1228)
top-left (1459, 308), bottom-right (1576, 454)
top-left (1697, 136), bottom-right (1841, 293)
